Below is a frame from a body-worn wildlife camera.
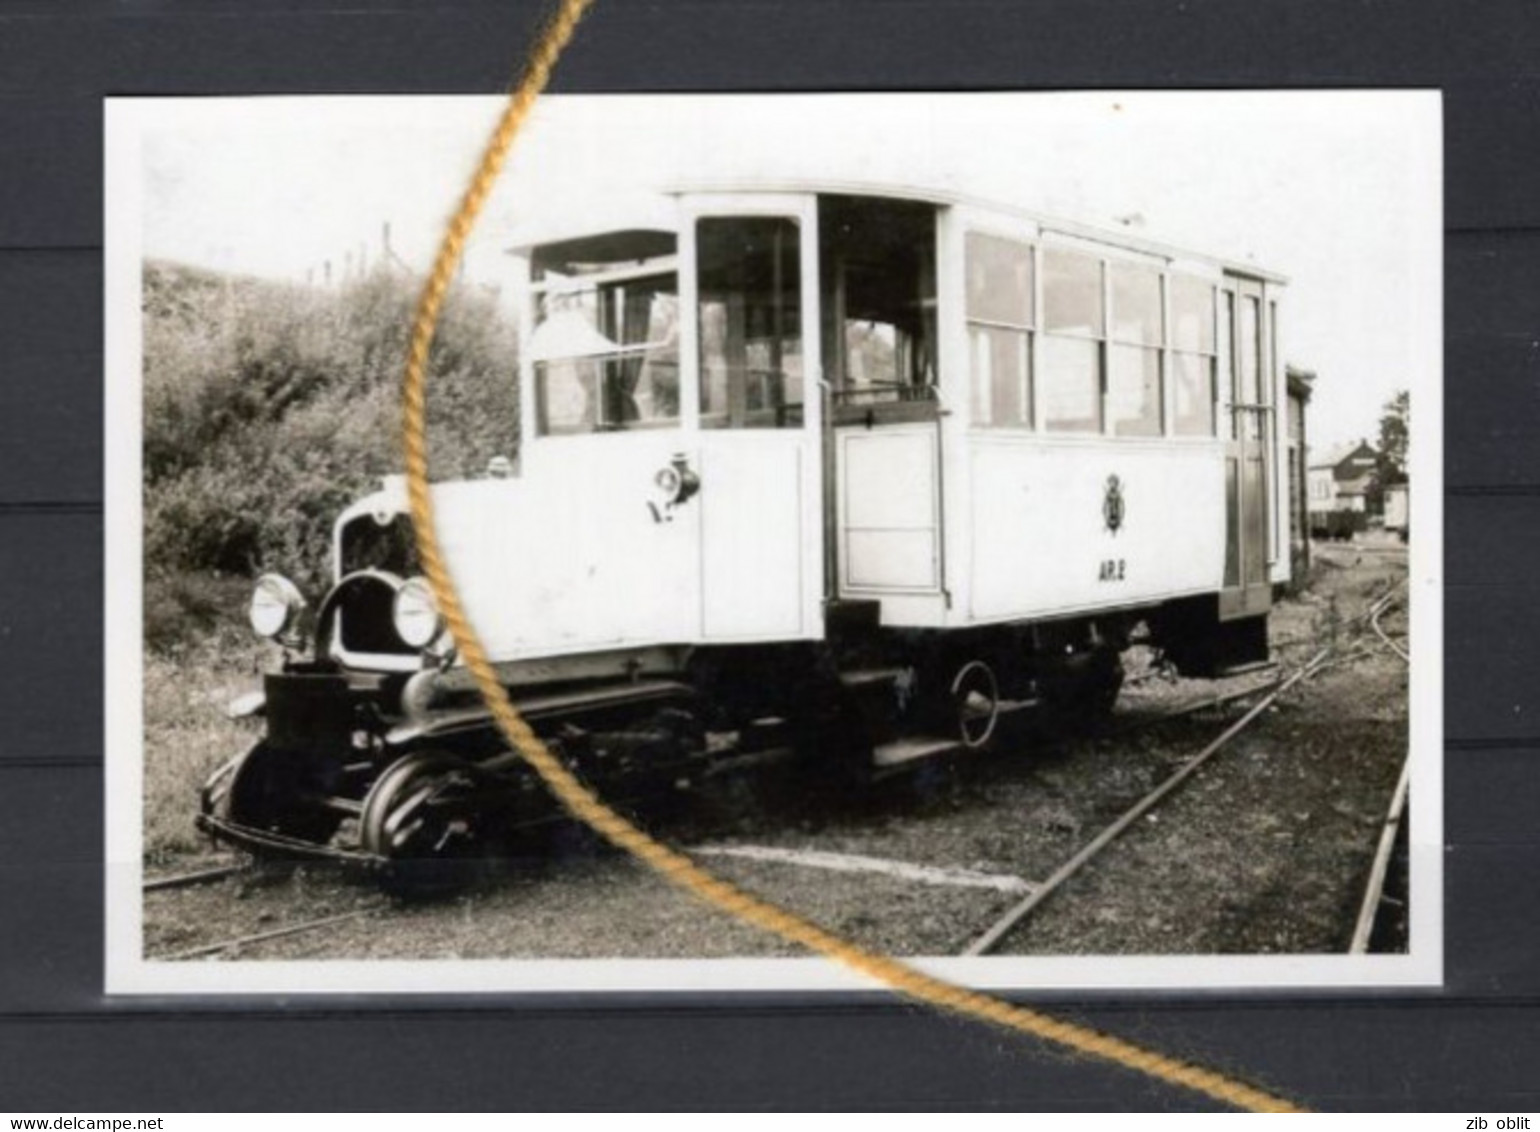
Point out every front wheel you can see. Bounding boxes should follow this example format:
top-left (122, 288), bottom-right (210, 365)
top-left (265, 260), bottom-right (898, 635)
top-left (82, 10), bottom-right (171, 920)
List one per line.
top-left (359, 752), bottom-right (484, 899)
top-left (221, 742), bottom-right (345, 849)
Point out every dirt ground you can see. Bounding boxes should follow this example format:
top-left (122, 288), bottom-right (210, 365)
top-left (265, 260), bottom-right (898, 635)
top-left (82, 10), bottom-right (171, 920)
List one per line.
top-left (143, 538), bottom-right (1410, 963)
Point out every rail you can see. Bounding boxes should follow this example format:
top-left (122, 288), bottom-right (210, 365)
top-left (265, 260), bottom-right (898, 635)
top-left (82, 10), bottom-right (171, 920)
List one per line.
top-left (1351, 589), bottom-right (1411, 952)
top-left (153, 911), bottom-right (369, 961)
top-left (963, 586), bottom-right (1408, 957)
top-left (1370, 593), bottom-right (1410, 662)
top-left (962, 647), bottom-right (1332, 956)
top-left (1349, 758), bottom-right (1411, 954)
top-left (142, 862), bottom-right (246, 892)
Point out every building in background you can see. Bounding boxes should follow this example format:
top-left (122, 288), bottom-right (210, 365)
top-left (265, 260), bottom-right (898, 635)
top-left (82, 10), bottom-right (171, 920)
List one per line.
top-left (1308, 438), bottom-right (1378, 540)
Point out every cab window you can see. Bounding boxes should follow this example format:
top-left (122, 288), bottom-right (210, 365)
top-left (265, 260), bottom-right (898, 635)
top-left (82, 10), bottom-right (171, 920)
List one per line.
top-left (697, 217), bottom-right (804, 429)
top-left (528, 233), bottom-right (680, 436)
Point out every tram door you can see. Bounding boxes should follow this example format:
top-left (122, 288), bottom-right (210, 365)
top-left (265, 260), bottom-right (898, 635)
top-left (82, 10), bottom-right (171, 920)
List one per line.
top-left (1220, 276), bottom-right (1273, 619)
top-left (681, 195), bottom-right (826, 642)
top-left (819, 196), bottom-right (944, 603)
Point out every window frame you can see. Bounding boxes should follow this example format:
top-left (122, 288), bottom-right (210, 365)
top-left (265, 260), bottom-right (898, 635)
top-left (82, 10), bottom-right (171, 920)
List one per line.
top-left (527, 257), bottom-right (684, 438)
top-left (694, 214), bottom-right (807, 432)
top-left (958, 227), bottom-right (1229, 442)
top-left (963, 229), bottom-right (1036, 431)
top-left (1106, 259), bottom-right (1166, 438)
top-left (1037, 243), bottom-right (1107, 435)
top-left (1168, 272), bottom-right (1221, 439)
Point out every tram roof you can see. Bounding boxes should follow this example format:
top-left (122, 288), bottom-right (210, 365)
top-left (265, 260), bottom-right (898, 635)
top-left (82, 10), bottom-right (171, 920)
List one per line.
top-left (509, 178), bottom-right (1288, 285)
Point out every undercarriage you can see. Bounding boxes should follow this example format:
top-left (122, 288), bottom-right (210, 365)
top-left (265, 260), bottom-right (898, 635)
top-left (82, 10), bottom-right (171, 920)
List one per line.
top-left (198, 605), bottom-right (1137, 896)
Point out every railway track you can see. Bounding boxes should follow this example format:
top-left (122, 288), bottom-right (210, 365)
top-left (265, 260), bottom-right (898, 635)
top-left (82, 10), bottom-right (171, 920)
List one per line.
top-left (142, 587), bottom-right (1407, 962)
top-left (961, 646), bottom-right (1334, 956)
top-left (1351, 593), bottom-right (1412, 953)
top-left (1349, 757), bottom-right (1410, 954)
top-left (143, 859), bottom-right (352, 961)
top-left (153, 911), bottom-right (370, 961)
top-left (144, 858), bottom-right (380, 961)
top-left (961, 586), bottom-right (1406, 956)
top-left (142, 862), bottom-right (247, 892)
top-left (1370, 592), bottom-right (1410, 663)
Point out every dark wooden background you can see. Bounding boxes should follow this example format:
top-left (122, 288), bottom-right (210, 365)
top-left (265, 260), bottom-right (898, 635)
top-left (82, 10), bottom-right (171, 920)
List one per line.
top-left (1, 0), bottom-right (1535, 1111)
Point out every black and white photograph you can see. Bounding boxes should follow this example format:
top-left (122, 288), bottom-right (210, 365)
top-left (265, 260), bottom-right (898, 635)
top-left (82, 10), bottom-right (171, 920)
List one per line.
top-left (104, 92), bottom-right (1441, 995)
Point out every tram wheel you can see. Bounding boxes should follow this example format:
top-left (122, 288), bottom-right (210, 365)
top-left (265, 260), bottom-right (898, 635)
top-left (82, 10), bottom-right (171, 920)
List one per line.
top-left (225, 742), bottom-right (344, 849)
top-left (360, 752), bottom-right (483, 899)
top-left (950, 659), bottom-right (1001, 749)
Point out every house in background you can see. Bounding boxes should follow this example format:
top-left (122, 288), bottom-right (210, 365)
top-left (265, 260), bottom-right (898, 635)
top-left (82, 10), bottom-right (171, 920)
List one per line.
top-left (1308, 438), bottom-right (1378, 540)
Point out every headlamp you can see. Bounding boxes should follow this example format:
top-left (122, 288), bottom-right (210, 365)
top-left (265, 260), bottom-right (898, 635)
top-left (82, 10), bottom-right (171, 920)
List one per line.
top-left (249, 574), bottom-right (306, 641)
top-left (392, 576), bottom-right (445, 650)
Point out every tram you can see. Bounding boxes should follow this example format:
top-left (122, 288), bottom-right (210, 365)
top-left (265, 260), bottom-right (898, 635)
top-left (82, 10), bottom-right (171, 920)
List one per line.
top-left (201, 182), bottom-right (1292, 886)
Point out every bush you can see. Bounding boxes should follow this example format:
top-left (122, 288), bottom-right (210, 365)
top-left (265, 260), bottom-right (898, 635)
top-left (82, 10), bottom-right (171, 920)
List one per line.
top-left (142, 260), bottom-right (519, 628)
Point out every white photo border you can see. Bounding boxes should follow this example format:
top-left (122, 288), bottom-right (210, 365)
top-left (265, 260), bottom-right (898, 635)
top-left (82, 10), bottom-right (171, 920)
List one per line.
top-left (104, 92), bottom-right (1444, 995)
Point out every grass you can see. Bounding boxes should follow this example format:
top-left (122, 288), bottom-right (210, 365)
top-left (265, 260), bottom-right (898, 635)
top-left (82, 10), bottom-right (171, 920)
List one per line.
top-left (142, 575), bottom-right (271, 865)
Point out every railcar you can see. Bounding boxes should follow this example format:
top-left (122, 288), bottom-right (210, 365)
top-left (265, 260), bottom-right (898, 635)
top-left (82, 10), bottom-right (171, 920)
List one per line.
top-left (199, 183), bottom-right (1293, 890)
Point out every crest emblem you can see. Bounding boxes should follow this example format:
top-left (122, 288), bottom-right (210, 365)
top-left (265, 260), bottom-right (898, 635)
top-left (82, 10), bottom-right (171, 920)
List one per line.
top-left (1103, 474), bottom-right (1125, 534)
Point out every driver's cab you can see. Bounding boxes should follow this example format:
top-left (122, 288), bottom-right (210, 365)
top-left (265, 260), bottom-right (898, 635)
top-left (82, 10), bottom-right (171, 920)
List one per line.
top-left (503, 189), bottom-right (945, 661)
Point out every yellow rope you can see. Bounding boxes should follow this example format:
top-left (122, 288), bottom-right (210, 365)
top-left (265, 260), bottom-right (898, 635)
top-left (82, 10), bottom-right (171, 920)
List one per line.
top-left (400, 0), bottom-right (1306, 1112)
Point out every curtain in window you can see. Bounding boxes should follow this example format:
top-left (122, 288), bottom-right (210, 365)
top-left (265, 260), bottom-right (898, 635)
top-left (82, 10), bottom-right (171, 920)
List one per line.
top-left (609, 286), bottom-right (654, 424)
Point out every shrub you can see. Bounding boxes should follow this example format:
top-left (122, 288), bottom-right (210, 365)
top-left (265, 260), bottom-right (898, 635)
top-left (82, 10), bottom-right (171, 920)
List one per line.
top-left (142, 260), bottom-right (519, 630)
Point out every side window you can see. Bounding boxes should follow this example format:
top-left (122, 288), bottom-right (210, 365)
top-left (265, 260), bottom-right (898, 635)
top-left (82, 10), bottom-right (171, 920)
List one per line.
top-left (697, 217), bottom-right (803, 429)
top-left (1040, 247), bottom-right (1103, 433)
top-left (1269, 300), bottom-right (1281, 409)
top-left (1217, 290), bottom-right (1235, 440)
top-left (1170, 275), bottom-right (1217, 437)
top-left (1239, 294), bottom-right (1262, 407)
top-left (1236, 293), bottom-right (1265, 445)
top-left (530, 272), bottom-right (680, 436)
top-left (965, 232), bottom-right (1033, 429)
top-left (1107, 262), bottom-right (1163, 437)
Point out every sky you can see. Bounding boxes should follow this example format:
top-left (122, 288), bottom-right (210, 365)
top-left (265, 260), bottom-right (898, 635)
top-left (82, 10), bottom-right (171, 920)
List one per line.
top-left (133, 92), bottom-right (1441, 451)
